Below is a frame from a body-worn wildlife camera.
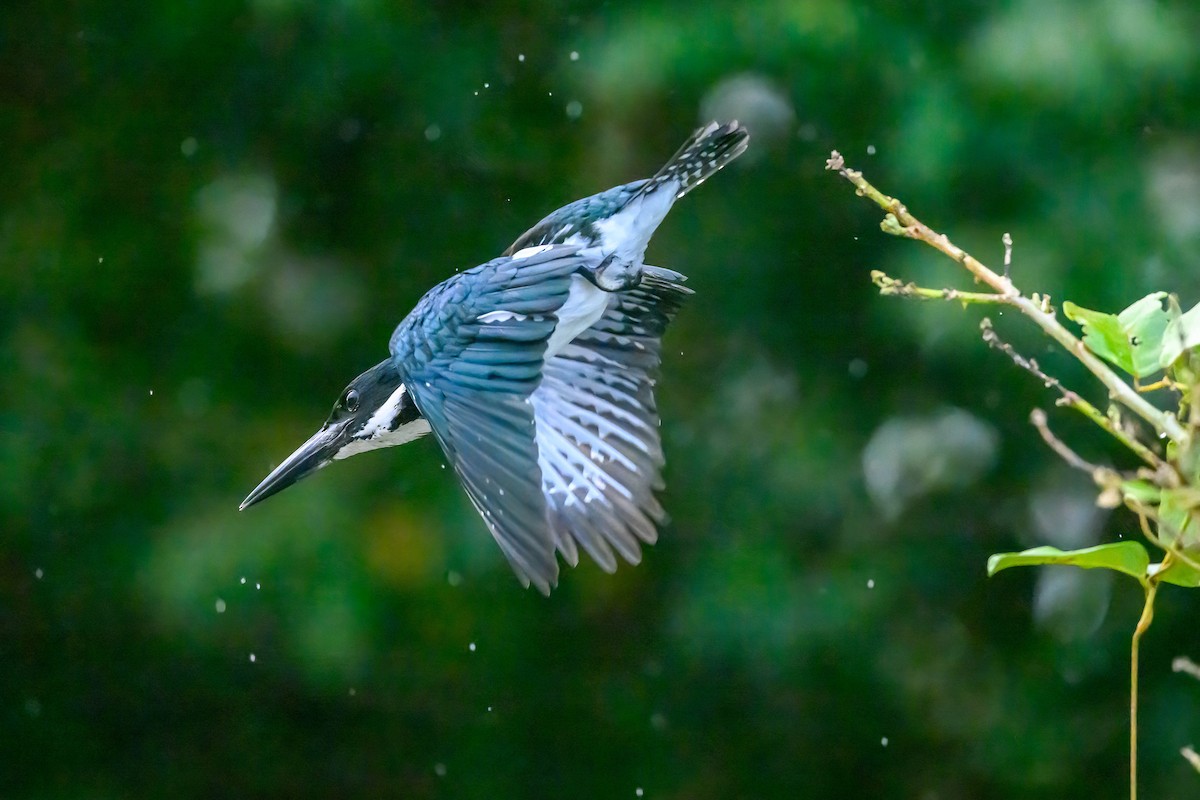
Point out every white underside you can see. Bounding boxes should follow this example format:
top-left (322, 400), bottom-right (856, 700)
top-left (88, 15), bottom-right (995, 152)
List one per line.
top-left (591, 185), bottom-right (677, 264)
top-left (544, 274), bottom-right (610, 359)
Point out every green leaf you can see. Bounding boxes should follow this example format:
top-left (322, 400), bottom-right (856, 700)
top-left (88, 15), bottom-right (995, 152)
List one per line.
top-left (1158, 487), bottom-right (1200, 550)
top-left (1158, 297), bottom-right (1200, 369)
top-left (1063, 293), bottom-right (1169, 378)
top-left (987, 542), bottom-right (1150, 581)
top-left (1118, 292), bottom-right (1170, 378)
top-left (1120, 478), bottom-right (1162, 506)
top-left (1063, 302), bottom-right (1132, 374)
top-left (1154, 559), bottom-right (1200, 588)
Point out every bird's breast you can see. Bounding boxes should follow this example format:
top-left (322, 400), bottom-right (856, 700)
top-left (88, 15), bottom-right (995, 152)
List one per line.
top-left (544, 274), bottom-right (610, 360)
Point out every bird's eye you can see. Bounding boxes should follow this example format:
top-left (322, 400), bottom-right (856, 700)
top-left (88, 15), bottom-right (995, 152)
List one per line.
top-left (344, 389), bottom-right (360, 412)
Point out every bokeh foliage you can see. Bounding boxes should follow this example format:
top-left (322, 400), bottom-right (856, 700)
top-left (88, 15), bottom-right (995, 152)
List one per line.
top-left (3, 1), bottom-right (1200, 797)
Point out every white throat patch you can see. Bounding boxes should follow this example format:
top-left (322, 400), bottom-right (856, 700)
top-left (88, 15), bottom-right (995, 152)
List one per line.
top-left (333, 383), bottom-right (431, 460)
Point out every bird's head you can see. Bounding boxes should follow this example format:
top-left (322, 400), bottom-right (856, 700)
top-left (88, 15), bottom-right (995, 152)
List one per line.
top-left (239, 358), bottom-right (429, 510)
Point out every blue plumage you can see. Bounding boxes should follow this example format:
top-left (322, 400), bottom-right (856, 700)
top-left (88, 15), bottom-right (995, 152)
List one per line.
top-left (241, 122), bottom-right (749, 593)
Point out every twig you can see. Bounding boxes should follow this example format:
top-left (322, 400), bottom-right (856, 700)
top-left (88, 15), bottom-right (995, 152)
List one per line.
top-left (1132, 506), bottom-right (1200, 576)
top-left (1003, 232), bottom-right (1013, 280)
top-left (982, 318), bottom-right (1074, 397)
top-left (1172, 656), bottom-right (1200, 681)
top-left (1030, 409), bottom-right (1103, 474)
top-left (872, 271), bottom-right (1005, 304)
top-left (826, 151), bottom-right (1187, 446)
top-left (1182, 746), bottom-right (1200, 774)
top-left (980, 319), bottom-right (1165, 468)
top-left (1130, 580), bottom-right (1159, 800)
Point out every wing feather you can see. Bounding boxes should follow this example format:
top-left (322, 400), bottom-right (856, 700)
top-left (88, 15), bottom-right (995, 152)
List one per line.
top-left (532, 265), bottom-right (692, 571)
top-left (391, 244), bottom-right (690, 590)
top-left (392, 245), bottom-right (588, 593)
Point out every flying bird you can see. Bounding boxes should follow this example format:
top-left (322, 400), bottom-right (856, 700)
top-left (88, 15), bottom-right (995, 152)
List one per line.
top-left (241, 121), bottom-right (749, 593)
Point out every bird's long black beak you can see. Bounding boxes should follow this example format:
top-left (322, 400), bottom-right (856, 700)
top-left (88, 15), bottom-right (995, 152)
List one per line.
top-left (239, 423), bottom-right (346, 510)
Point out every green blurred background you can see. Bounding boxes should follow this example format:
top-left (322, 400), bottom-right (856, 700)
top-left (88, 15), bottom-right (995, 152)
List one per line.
top-left (4, 1), bottom-right (1200, 797)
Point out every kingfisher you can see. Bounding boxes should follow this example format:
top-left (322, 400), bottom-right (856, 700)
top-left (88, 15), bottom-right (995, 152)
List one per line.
top-left (240, 121), bottom-right (749, 593)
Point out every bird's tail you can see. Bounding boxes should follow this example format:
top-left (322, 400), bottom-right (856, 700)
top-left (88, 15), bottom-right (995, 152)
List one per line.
top-left (633, 121), bottom-right (750, 201)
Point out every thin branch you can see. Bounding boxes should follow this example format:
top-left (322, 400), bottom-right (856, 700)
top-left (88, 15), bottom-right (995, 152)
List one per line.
top-left (982, 318), bottom-right (1074, 396)
top-left (1130, 581), bottom-right (1158, 800)
top-left (980, 319), bottom-right (1165, 468)
top-left (1182, 746), bottom-right (1200, 775)
top-left (1002, 232), bottom-right (1013, 280)
top-left (1065, 405), bottom-right (1165, 470)
top-left (1132, 505), bottom-right (1200, 574)
top-left (1030, 409), bottom-right (1103, 473)
top-left (872, 270), bottom-right (1007, 304)
top-left (1172, 656), bottom-right (1200, 681)
top-left (826, 151), bottom-right (1188, 446)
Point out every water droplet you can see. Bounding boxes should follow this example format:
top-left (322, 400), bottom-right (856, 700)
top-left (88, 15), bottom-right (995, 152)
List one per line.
top-left (34, 568), bottom-right (43, 580)
top-left (181, 137), bottom-right (198, 157)
top-left (867, 579), bottom-right (875, 589)
top-left (570, 51), bottom-right (580, 61)
top-left (566, 100), bottom-right (583, 120)
top-left (148, 388), bottom-right (154, 396)
top-left (636, 789), bottom-right (644, 797)
top-left (249, 653), bottom-right (256, 663)
top-left (867, 144), bottom-right (877, 155)
top-left (881, 736), bottom-right (889, 747)
top-left (518, 53), bottom-right (525, 62)
top-left (349, 687), bottom-right (357, 696)
top-left (255, 582), bottom-right (261, 590)
top-left (424, 124), bottom-right (441, 142)
top-left (434, 763), bottom-right (447, 777)
top-left (240, 576), bottom-right (246, 584)
top-left (447, 571), bottom-right (463, 587)
top-left (215, 598), bottom-right (226, 613)
top-left (469, 642), bottom-right (476, 652)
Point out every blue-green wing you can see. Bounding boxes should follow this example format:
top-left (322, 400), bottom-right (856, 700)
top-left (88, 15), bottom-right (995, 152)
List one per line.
top-left (389, 244), bottom-right (586, 593)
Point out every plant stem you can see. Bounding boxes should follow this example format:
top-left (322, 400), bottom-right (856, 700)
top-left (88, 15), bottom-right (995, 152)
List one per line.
top-left (1131, 575), bottom-right (1160, 800)
top-left (1061, 395), bottom-right (1165, 469)
top-left (871, 270), bottom-right (1007, 304)
top-left (826, 151), bottom-right (1188, 447)
top-left (979, 319), bottom-right (1165, 468)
